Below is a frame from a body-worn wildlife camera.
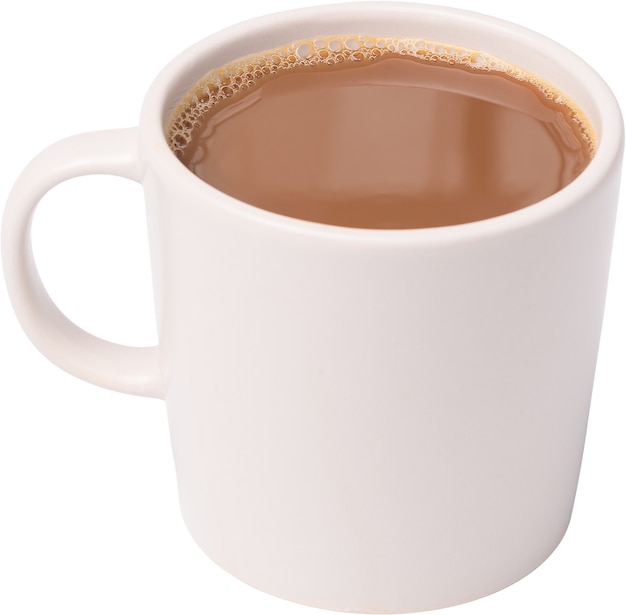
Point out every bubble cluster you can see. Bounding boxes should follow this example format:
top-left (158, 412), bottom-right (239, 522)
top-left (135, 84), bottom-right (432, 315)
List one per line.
top-left (167, 35), bottom-right (596, 157)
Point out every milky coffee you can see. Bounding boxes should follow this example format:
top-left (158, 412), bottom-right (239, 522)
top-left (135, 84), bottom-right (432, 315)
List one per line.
top-left (167, 36), bottom-right (595, 229)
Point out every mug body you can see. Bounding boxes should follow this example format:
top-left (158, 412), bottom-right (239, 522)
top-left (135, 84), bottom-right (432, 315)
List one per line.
top-left (8, 3), bottom-right (618, 613)
top-left (136, 3), bottom-right (623, 612)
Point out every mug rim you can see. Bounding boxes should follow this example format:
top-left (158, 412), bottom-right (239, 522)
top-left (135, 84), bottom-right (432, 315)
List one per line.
top-left (140, 1), bottom-right (624, 244)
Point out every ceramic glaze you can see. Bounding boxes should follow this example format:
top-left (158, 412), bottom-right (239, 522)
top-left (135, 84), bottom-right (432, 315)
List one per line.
top-left (2, 4), bottom-right (623, 612)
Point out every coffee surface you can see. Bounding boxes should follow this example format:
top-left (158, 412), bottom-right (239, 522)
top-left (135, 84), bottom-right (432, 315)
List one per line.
top-left (168, 36), bottom-right (594, 229)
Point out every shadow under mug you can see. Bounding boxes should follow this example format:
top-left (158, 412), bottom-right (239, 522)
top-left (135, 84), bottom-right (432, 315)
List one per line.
top-left (2, 2), bottom-right (623, 613)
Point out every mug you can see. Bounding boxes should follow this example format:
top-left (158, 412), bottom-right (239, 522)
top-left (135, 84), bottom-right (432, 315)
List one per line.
top-left (2, 2), bottom-right (623, 613)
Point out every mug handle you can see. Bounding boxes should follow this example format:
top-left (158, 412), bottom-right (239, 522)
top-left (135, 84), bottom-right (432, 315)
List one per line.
top-left (2, 128), bottom-right (163, 399)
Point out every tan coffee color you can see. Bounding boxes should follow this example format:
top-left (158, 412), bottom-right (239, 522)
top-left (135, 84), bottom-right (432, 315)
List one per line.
top-left (168, 35), bottom-right (595, 229)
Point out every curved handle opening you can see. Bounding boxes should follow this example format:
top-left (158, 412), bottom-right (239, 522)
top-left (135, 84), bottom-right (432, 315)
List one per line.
top-left (31, 174), bottom-right (156, 348)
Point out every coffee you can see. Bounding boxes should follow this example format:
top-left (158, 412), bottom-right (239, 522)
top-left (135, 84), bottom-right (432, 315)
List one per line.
top-left (167, 36), bottom-right (594, 229)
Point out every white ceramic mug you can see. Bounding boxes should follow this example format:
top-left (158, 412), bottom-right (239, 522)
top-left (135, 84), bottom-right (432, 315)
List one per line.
top-left (2, 3), bottom-right (623, 613)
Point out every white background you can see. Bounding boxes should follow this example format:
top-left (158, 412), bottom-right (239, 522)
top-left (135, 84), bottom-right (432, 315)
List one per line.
top-left (0, 1), bottom-right (624, 613)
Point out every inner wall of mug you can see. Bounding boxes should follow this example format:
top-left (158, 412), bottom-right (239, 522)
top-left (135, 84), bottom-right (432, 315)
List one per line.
top-left (155, 2), bottom-right (609, 143)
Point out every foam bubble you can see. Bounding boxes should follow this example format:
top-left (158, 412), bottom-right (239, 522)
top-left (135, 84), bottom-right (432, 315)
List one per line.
top-left (328, 40), bottom-right (342, 52)
top-left (167, 34), bottom-right (596, 158)
top-left (296, 43), bottom-right (312, 59)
